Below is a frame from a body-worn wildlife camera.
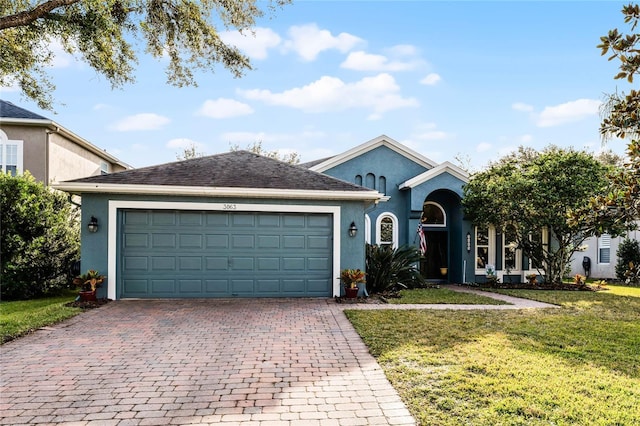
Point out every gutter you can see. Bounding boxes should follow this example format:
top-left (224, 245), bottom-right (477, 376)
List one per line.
top-left (52, 182), bottom-right (385, 202)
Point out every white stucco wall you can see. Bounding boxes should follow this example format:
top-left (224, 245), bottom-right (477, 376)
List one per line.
top-left (568, 229), bottom-right (640, 280)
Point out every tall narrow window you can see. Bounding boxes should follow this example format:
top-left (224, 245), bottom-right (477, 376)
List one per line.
top-left (598, 234), bottom-right (611, 264)
top-left (100, 161), bottom-right (109, 175)
top-left (376, 213), bottom-right (398, 249)
top-left (476, 227), bottom-right (489, 269)
top-left (503, 225), bottom-right (519, 270)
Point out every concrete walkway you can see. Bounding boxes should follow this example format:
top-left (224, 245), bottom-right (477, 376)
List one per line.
top-left (0, 289), bottom-right (556, 426)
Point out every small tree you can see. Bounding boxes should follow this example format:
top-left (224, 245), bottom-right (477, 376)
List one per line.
top-left (615, 238), bottom-right (640, 283)
top-left (1, 172), bottom-right (80, 299)
top-left (230, 141), bottom-right (301, 164)
top-left (463, 146), bottom-right (611, 284)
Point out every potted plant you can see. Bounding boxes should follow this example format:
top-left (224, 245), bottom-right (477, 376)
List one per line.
top-left (340, 268), bottom-right (366, 298)
top-left (526, 273), bottom-right (538, 285)
top-left (73, 270), bottom-right (105, 302)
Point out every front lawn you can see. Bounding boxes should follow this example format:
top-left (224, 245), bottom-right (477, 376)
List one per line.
top-left (0, 291), bottom-right (81, 344)
top-left (346, 286), bottom-right (640, 425)
top-left (388, 288), bottom-right (508, 305)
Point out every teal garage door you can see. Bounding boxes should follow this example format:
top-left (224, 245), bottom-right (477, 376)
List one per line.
top-left (119, 209), bottom-right (333, 298)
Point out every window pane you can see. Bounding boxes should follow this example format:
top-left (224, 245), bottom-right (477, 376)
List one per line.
top-left (504, 226), bottom-right (517, 270)
top-left (380, 217), bottom-right (393, 243)
top-left (476, 228), bottom-right (488, 245)
top-left (476, 247), bottom-right (488, 269)
top-left (422, 203), bottom-right (444, 225)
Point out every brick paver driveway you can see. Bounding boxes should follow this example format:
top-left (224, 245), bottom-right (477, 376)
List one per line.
top-left (1, 299), bottom-right (415, 425)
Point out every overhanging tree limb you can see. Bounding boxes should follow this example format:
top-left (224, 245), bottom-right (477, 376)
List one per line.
top-left (0, 0), bottom-right (80, 30)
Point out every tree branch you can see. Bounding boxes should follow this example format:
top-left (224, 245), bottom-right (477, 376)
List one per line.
top-left (0, 0), bottom-right (80, 31)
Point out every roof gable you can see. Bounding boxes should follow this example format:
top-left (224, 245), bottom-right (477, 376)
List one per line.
top-left (309, 135), bottom-right (438, 173)
top-left (56, 151), bottom-right (383, 200)
top-left (399, 162), bottom-right (469, 189)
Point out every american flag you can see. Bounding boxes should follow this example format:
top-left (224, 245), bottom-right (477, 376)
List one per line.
top-left (417, 223), bottom-right (427, 256)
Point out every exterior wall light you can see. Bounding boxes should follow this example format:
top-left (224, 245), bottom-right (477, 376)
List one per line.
top-left (466, 232), bottom-right (471, 253)
top-left (348, 222), bottom-right (358, 237)
top-left (88, 216), bottom-right (99, 233)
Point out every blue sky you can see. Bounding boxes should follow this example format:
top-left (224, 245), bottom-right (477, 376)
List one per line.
top-left (2, 1), bottom-right (633, 170)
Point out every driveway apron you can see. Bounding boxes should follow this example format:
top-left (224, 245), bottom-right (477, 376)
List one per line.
top-left (0, 299), bottom-right (415, 425)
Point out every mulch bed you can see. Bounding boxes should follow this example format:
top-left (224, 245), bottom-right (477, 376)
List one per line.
top-left (473, 282), bottom-right (609, 291)
top-left (64, 298), bottom-right (112, 309)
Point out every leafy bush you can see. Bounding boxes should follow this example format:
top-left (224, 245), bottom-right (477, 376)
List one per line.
top-left (615, 238), bottom-right (640, 283)
top-left (1, 172), bottom-right (80, 300)
top-left (365, 244), bottom-right (426, 293)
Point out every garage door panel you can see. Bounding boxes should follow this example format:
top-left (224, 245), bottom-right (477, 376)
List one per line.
top-left (119, 210), bottom-right (332, 298)
top-left (179, 257), bottom-right (202, 270)
top-left (124, 234), bottom-right (149, 248)
top-left (151, 256), bottom-right (175, 270)
top-left (152, 234), bottom-right (176, 248)
top-left (151, 280), bottom-right (175, 293)
top-left (232, 235), bottom-right (254, 248)
top-left (206, 257), bottom-right (229, 270)
top-left (152, 211), bottom-right (176, 225)
top-left (179, 212), bottom-right (202, 226)
top-left (123, 256), bottom-right (148, 271)
top-left (206, 234), bottom-right (229, 248)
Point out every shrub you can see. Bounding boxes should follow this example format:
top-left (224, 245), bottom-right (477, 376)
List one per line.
top-left (1, 172), bottom-right (80, 300)
top-left (615, 238), bottom-right (640, 283)
top-left (365, 244), bottom-right (426, 293)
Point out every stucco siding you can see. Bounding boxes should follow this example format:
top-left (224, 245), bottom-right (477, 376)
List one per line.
top-left (48, 133), bottom-right (110, 183)
top-left (568, 229), bottom-right (640, 279)
top-left (0, 124), bottom-right (47, 182)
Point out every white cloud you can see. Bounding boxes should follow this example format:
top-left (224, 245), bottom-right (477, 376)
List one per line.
top-left (537, 99), bottom-right (600, 127)
top-left (476, 142), bottom-right (492, 152)
top-left (220, 27), bottom-right (281, 60)
top-left (512, 102), bottom-right (534, 112)
top-left (109, 113), bottom-right (170, 131)
top-left (49, 39), bottom-right (80, 68)
top-left (1, 76), bottom-right (20, 92)
top-left (197, 98), bottom-right (254, 119)
top-left (420, 73), bottom-right (441, 86)
top-left (283, 24), bottom-right (363, 61)
top-left (239, 73), bottom-right (418, 120)
top-left (519, 134), bottom-right (533, 143)
top-left (341, 51), bottom-right (419, 72)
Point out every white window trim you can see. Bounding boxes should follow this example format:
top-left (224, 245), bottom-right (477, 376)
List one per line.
top-left (598, 234), bottom-right (611, 264)
top-left (364, 214), bottom-right (371, 245)
top-left (475, 225), bottom-right (496, 273)
top-left (526, 228), bottom-right (548, 272)
top-left (422, 201), bottom-right (446, 227)
top-left (375, 212), bottom-right (399, 249)
top-left (0, 130), bottom-right (24, 175)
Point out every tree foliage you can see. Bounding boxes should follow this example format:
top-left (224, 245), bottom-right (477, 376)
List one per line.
top-left (230, 140), bottom-right (301, 164)
top-left (463, 147), bottom-right (611, 284)
top-left (1, 172), bottom-right (80, 300)
top-left (0, 0), bottom-right (291, 110)
top-left (615, 238), bottom-right (640, 283)
top-left (576, 3), bottom-right (640, 232)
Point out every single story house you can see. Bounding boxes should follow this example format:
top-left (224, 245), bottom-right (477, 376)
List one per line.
top-left (55, 135), bottom-right (562, 299)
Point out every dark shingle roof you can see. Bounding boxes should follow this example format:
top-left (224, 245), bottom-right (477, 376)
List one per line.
top-left (66, 151), bottom-right (371, 192)
top-left (0, 100), bottom-right (48, 120)
top-left (299, 156), bottom-right (335, 169)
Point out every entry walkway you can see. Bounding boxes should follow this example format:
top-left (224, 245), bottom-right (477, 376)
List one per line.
top-left (0, 288), bottom-right (556, 426)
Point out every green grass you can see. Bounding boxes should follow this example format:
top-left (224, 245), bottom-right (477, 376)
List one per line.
top-left (346, 286), bottom-right (640, 425)
top-left (0, 291), bottom-right (81, 344)
top-left (388, 288), bottom-right (508, 305)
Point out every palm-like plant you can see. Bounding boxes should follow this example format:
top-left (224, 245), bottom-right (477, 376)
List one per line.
top-left (365, 244), bottom-right (426, 293)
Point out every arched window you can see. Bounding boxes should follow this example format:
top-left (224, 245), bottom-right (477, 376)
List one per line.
top-left (503, 224), bottom-right (520, 271)
top-left (379, 176), bottom-right (387, 194)
top-left (421, 202), bottom-right (446, 227)
top-left (376, 212), bottom-right (398, 249)
top-left (365, 173), bottom-right (376, 189)
top-left (355, 175), bottom-right (362, 186)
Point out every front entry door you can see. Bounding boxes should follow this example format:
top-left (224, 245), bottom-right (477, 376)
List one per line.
top-left (421, 231), bottom-right (448, 280)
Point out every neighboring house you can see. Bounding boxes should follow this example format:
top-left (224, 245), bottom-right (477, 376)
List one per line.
top-left (54, 151), bottom-right (382, 299)
top-left (0, 100), bottom-right (130, 184)
top-left (568, 229), bottom-right (640, 279)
